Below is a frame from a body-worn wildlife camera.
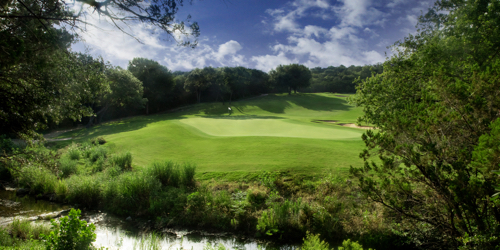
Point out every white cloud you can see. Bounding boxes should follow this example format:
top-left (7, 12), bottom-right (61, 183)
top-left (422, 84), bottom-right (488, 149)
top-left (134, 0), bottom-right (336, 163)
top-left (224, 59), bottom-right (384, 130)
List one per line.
top-left (387, 0), bottom-right (406, 8)
top-left (251, 52), bottom-right (298, 72)
top-left (76, 17), bottom-right (166, 67)
top-left (215, 40), bottom-right (243, 60)
top-left (161, 40), bottom-right (247, 71)
top-left (334, 0), bottom-right (384, 27)
top-left (252, 0), bottom-right (388, 71)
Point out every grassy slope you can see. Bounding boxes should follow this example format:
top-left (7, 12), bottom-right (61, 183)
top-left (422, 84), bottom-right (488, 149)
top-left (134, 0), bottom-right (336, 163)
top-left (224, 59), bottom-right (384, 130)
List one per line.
top-left (54, 93), bottom-right (368, 179)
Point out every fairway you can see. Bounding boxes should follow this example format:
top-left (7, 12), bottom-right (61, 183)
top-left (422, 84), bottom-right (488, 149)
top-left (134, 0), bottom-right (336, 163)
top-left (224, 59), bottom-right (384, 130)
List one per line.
top-left (55, 93), bottom-right (369, 177)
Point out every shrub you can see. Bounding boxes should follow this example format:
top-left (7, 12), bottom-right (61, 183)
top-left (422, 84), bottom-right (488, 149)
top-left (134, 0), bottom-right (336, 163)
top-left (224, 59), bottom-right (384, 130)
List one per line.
top-left (301, 232), bottom-right (330, 250)
top-left (92, 136), bottom-right (106, 145)
top-left (41, 209), bottom-right (96, 250)
top-left (148, 187), bottom-right (189, 217)
top-left (0, 135), bottom-right (16, 154)
top-left (338, 239), bottom-right (373, 250)
top-left (247, 188), bottom-right (267, 205)
top-left (55, 180), bottom-right (69, 200)
top-left (110, 152), bottom-right (132, 171)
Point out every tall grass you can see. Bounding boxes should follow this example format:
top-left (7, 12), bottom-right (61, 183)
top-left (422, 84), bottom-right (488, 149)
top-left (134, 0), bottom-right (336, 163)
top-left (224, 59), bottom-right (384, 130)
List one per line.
top-left (9, 219), bottom-right (51, 240)
top-left (65, 174), bottom-right (102, 207)
top-left (16, 165), bottom-right (57, 195)
top-left (103, 171), bottom-right (161, 215)
top-left (149, 161), bottom-right (196, 188)
top-left (59, 157), bottom-right (78, 178)
top-left (111, 152), bottom-right (133, 170)
top-left (133, 232), bottom-right (163, 250)
top-left (66, 143), bottom-right (81, 160)
top-left (83, 145), bottom-right (107, 163)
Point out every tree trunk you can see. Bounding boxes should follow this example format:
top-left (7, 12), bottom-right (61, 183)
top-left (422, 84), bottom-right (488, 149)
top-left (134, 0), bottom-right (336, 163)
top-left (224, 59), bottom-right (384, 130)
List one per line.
top-left (86, 105), bottom-right (109, 128)
top-left (97, 106), bottom-right (109, 124)
top-left (146, 103), bottom-right (149, 115)
top-left (288, 87), bottom-right (292, 95)
top-left (229, 92), bottom-right (232, 105)
top-left (197, 92), bottom-right (201, 103)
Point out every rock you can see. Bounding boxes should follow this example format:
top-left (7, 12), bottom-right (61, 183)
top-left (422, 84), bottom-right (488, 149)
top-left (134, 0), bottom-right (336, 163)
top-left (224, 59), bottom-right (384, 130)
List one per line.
top-left (126, 216), bottom-right (132, 221)
top-left (16, 188), bottom-right (29, 196)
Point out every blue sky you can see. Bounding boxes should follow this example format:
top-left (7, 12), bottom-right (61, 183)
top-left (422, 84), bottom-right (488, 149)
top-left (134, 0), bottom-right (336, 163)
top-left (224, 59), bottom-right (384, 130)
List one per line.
top-left (73, 0), bottom-right (436, 72)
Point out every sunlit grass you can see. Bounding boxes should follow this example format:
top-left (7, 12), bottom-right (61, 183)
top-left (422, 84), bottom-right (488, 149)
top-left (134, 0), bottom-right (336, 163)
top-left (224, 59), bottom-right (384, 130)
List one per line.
top-left (52, 93), bottom-right (369, 179)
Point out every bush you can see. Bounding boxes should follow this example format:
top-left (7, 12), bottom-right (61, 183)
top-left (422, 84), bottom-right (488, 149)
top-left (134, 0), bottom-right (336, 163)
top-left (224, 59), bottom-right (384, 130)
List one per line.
top-left (90, 137), bottom-right (106, 145)
top-left (247, 188), bottom-right (267, 205)
top-left (0, 135), bottom-right (16, 154)
top-left (148, 187), bottom-right (189, 217)
top-left (41, 208), bottom-right (96, 250)
top-left (338, 239), bottom-right (373, 250)
top-left (110, 152), bottom-right (132, 171)
top-left (301, 232), bottom-right (330, 250)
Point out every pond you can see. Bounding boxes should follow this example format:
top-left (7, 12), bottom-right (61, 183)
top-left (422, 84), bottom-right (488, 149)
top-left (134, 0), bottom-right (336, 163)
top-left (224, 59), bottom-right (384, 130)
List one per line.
top-left (0, 189), bottom-right (297, 250)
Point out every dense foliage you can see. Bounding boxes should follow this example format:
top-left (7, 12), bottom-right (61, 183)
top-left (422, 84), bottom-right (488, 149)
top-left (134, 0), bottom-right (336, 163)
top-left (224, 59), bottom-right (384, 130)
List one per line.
top-left (128, 58), bottom-right (174, 114)
top-left (269, 64), bottom-right (312, 95)
top-left (0, 0), bottom-right (92, 139)
top-left (351, 0), bottom-right (500, 249)
top-left (42, 209), bottom-right (97, 250)
top-left (307, 64), bottom-right (383, 93)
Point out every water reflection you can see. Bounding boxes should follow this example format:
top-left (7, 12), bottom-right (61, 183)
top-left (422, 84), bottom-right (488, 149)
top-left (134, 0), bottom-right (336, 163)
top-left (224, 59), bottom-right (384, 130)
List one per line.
top-left (1, 189), bottom-right (298, 250)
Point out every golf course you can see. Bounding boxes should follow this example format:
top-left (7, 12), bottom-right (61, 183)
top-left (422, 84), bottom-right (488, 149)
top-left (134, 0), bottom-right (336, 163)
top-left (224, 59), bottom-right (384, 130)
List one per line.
top-left (53, 93), bottom-right (369, 179)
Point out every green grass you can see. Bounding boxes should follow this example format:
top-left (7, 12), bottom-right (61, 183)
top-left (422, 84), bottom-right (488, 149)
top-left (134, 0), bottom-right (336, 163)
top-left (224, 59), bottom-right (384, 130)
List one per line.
top-left (51, 93), bottom-right (370, 179)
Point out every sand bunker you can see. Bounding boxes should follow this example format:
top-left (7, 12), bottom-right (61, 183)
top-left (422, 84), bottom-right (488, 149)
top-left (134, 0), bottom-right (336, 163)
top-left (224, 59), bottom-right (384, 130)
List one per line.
top-left (338, 123), bottom-right (375, 129)
top-left (314, 120), bottom-right (339, 123)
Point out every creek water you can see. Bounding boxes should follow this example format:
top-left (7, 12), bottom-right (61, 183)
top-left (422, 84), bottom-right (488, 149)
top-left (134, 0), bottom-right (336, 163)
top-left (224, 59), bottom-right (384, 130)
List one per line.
top-left (0, 189), bottom-right (297, 250)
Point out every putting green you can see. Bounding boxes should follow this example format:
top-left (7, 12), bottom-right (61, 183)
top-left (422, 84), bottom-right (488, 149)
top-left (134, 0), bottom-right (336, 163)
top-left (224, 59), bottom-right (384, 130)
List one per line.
top-left (54, 93), bottom-right (369, 177)
top-left (179, 117), bottom-right (362, 139)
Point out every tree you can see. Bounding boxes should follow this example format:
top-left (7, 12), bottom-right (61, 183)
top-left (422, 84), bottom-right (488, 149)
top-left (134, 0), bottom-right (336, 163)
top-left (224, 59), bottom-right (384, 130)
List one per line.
top-left (269, 64), bottom-right (311, 95)
top-left (350, 0), bottom-right (500, 248)
top-left (0, 0), bottom-right (199, 46)
top-left (0, 0), bottom-right (199, 139)
top-left (0, 6), bottom-right (104, 139)
top-left (86, 67), bottom-right (146, 127)
top-left (184, 67), bottom-right (216, 103)
top-left (128, 58), bottom-right (174, 114)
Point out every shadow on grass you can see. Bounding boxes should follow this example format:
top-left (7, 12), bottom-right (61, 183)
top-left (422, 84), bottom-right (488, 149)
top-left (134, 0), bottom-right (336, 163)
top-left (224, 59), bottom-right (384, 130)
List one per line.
top-left (194, 115), bottom-right (285, 120)
top-left (199, 93), bottom-right (353, 115)
top-left (46, 112), bottom-right (190, 149)
top-left (45, 93), bottom-right (353, 149)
